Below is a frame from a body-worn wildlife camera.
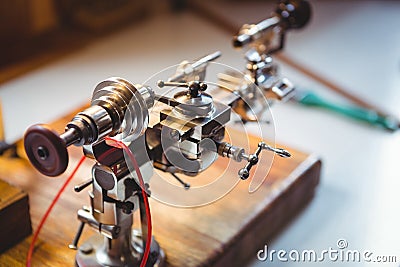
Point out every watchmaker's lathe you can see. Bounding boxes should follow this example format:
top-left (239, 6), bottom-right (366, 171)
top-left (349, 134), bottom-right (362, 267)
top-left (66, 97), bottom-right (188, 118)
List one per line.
top-left (23, 70), bottom-right (289, 266)
top-left (22, 1), bottom-right (312, 265)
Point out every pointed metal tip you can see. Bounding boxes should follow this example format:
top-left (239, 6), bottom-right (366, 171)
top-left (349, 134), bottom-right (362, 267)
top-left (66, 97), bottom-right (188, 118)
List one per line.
top-left (68, 244), bottom-right (78, 250)
top-left (277, 148), bottom-right (291, 158)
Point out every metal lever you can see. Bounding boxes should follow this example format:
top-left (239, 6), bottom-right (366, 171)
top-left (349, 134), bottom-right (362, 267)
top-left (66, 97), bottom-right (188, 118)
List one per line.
top-left (157, 80), bottom-right (207, 98)
top-left (170, 173), bottom-right (190, 190)
top-left (216, 141), bottom-right (290, 180)
top-left (238, 142), bottom-right (290, 180)
top-left (74, 178), bottom-right (92, 192)
top-left (168, 51), bottom-right (221, 82)
top-left (68, 221), bottom-right (85, 250)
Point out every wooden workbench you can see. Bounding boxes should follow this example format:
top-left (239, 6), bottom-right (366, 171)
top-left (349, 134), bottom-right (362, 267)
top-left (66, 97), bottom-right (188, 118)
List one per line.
top-left (0, 108), bottom-right (321, 267)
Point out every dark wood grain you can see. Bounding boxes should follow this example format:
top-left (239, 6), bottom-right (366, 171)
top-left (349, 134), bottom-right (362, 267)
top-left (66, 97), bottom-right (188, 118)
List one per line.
top-left (0, 107), bottom-right (321, 266)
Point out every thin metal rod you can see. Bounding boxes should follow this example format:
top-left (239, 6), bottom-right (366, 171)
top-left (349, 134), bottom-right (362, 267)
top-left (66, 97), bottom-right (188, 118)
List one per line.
top-left (68, 222), bottom-right (85, 250)
top-left (170, 173), bottom-right (190, 190)
top-left (74, 178), bottom-right (92, 192)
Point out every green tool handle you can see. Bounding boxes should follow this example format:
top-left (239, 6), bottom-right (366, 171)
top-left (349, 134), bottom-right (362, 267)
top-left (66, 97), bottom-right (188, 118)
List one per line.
top-left (298, 91), bottom-right (398, 131)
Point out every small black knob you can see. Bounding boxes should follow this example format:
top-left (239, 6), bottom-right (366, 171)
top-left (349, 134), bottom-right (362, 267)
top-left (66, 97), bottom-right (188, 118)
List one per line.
top-left (188, 81), bottom-right (207, 98)
top-left (276, 0), bottom-right (311, 30)
top-left (24, 124), bottom-right (69, 177)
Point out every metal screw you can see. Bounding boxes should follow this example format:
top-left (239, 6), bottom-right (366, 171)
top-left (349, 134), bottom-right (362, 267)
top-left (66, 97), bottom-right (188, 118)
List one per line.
top-left (170, 129), bottom-right (180, 141)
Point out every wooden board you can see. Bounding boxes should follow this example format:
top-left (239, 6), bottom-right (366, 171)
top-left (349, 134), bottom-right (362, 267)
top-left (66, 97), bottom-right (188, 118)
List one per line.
top-left (0, 107), bottom-right (321, 267)
top-left (0, 179), bottom-right (32, 253)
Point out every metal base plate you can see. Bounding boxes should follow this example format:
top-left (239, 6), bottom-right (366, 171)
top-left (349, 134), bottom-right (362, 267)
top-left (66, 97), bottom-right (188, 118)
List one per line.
top-left (75, 230), bottom-right (165, 267)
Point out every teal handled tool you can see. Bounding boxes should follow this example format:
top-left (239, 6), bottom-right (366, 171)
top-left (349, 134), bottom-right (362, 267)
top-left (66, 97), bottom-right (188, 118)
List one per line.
top-left (293, 90), bottom-right (399, 132)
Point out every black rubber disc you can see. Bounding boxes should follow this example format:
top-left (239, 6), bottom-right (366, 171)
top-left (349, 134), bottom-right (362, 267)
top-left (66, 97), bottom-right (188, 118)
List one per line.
top-left (24, 124), bottom-right (69, 177)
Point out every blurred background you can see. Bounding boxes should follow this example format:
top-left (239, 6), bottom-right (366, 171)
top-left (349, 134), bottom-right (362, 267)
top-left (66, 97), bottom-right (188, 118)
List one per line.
top-left (0, 0), bottom-right (399, 266)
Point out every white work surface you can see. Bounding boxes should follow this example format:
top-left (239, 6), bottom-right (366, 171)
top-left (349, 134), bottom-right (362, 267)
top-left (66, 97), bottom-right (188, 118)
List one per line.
top-left (0, 1), bottom-right (399, 266)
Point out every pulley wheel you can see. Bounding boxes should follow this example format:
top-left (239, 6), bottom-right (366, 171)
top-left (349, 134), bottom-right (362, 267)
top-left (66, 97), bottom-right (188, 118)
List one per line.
top-left (24, 124), bottom-right (69, 177)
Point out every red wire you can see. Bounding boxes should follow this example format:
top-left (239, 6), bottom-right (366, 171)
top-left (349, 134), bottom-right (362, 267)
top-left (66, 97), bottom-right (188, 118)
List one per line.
top-left (26, 155), bottom-right (86, 267)
top-left (105, 137), bottom-right (152, 267)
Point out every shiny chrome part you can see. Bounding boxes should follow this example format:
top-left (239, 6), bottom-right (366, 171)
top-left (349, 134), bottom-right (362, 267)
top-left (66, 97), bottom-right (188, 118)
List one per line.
top-left (60, 127), bottom-right (81, 146)
top-left (225, 1), bottom-right (311, 114)
top-left (217, 142), bottom-right (246, 162)
top-left (75, 229), bottom-right (165, 267)
top-left (237, 141), bottom-right (291, 180)
top-left (268, 77), bottom-right (296, 101)
top-left (77, 208), bottom-right (122, 239)
top-left (219, 51), bottom-right (295, 116)
top-left (91, 77), bottom-right (154, 141)
top-left (233, 16), bottom-right (280, 49)
top-left (233, 0), bottom-right (311, 53)
top-left (69, 222), bottom-right (85, 250)
top-left (158, 80), bottom-right (215, 119)
top-left (61, 77), bottom-right (154, 146)
top-left (168, 51), bottom-right (221, 83)
top-left (149, 96), bottom-right (230, 174)
top-left (259, 142), bottom-right (291, 158)
top-left (217, 71), bottom-right (268, 122)
top-left (74, 178), bottom-right (93, 192)
top-left (215, 140), bottom-right (290, 180)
